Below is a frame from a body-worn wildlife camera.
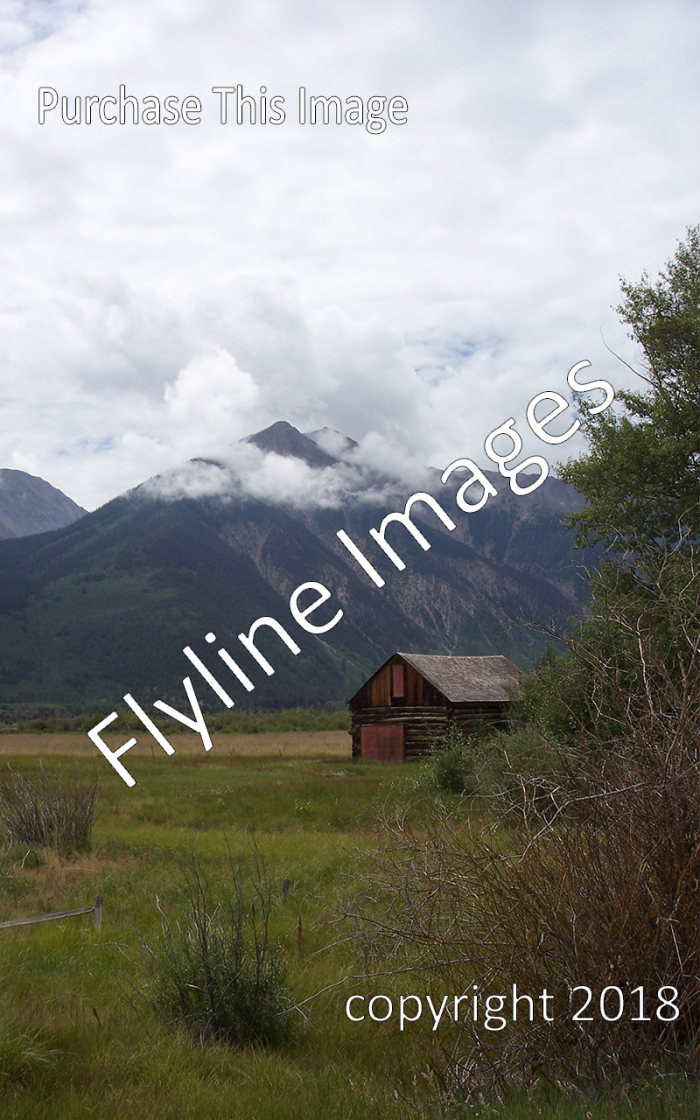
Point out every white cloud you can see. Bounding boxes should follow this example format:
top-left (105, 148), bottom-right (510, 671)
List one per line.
top-left (0, 0), bottom-right (697, 508)
top-left (163, 348), bottom-right (259, 449)
top-left (140, 458), bottom-right (234, 502)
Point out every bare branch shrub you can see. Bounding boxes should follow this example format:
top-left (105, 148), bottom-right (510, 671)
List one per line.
top-left (350, 538), bottom-right (700, 1099)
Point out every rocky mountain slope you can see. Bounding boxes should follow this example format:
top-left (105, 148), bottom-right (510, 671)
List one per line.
top-left (0, 424), bottom-right (586, 709)
top-left (0, 469), bottom-right (86, 539)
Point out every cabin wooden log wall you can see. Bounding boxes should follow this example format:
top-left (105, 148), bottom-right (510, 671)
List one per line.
top-left (350, 703), bottom-right (508, 760)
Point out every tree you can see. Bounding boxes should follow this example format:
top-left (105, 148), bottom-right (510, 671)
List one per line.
top-left (539, 227), bottom-right (700, 739)
top-left (559, 225), bottom-right (700, 554)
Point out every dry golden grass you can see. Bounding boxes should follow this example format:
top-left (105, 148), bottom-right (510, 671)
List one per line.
top-left (0, 847), bottom-right (127, 925)
top-left (0, 730), bottom-right (352, 758)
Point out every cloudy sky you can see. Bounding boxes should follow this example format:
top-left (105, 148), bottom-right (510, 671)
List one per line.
top-left (0, 0), bottom-right (698, 510)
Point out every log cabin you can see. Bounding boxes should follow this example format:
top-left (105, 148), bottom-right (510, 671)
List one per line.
top-left (349, 652), bottom-right (521, 761)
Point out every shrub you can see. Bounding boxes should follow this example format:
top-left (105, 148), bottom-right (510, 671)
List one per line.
top-left (420, 724), bottom-right (479, 795)
top-left (0, 765), bottom-right (98, 853)
top-left (142, 853), bottom-right (292, 1048)
top-left (418, 723), bottom-right (560, 800)
top-left (351, 544), bottom-right (700, 1098)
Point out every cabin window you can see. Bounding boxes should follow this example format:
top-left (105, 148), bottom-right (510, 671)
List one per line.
top-left (391, 663), bottom-right (405, 701)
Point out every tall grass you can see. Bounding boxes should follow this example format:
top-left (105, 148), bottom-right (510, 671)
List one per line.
top-left (0, 1024), bottom-right (58, 1089)
top-left (142, 851), bottom-right (292, 1048)
top-left (0, 765), bottom-right (98, 852)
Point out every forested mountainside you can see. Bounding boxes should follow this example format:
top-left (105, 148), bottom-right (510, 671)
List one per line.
top-left (0, 423), bottom-right (585, 708)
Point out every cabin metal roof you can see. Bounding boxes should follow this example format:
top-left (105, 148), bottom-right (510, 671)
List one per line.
top-left (396, 653), bottom-right (521, 703)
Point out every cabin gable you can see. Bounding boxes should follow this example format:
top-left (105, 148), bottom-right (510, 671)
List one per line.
top-left (350, 654), bottom-right (448, 710)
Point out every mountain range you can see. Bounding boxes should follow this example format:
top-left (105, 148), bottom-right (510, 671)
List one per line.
top-left (0, 423), bottom-right (587, 710)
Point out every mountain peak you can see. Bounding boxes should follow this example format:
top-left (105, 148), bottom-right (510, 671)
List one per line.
top-left (0, 469), bottom-right (86, 540)
top-left (244, 421), bottom-right (339, 468)
top-left (304, 427), bottom-right (358, 457)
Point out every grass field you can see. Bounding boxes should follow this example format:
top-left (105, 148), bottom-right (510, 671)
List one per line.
top-left (0, 730), bottom-right (352, 758)
top-left (0, 733), bottom-right (697, 1118)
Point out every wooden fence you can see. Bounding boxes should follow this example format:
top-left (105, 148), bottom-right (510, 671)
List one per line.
top-left (0, 895), bottom-right (103, 930)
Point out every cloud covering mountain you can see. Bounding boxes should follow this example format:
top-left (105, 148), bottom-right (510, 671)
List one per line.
top-left (139, 421), bottom-right (432, 509)
top-left (0, 1), bottom-right (697, 509)
top-left (0, 423), bottom-right (586, 709)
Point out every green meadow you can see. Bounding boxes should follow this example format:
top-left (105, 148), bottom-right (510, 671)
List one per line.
top-left (0, 733), bottom-right (697, 1119)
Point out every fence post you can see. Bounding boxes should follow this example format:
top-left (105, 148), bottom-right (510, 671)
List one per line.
top-left (93, 896), bottom-right (103, 929)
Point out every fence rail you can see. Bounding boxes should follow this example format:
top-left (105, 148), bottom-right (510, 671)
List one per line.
top-left (0, 895), bottom-right (102, 930)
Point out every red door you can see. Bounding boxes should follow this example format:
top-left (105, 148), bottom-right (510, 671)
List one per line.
top-left (360, 724), bottom-right (405, 762)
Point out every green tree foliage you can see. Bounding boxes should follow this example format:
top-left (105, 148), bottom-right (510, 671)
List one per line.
top-left (560, 224), bottom-right (700, 553)
top-left (520, 227), bottom-right (700, 748)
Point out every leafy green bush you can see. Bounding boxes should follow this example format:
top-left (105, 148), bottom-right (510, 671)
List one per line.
top-left (143, 853), bottom-right (292, 1048)
top-left (416, 724), bottom-right (479, 794)
top-left (475, 723), bottom-right (566, 808)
